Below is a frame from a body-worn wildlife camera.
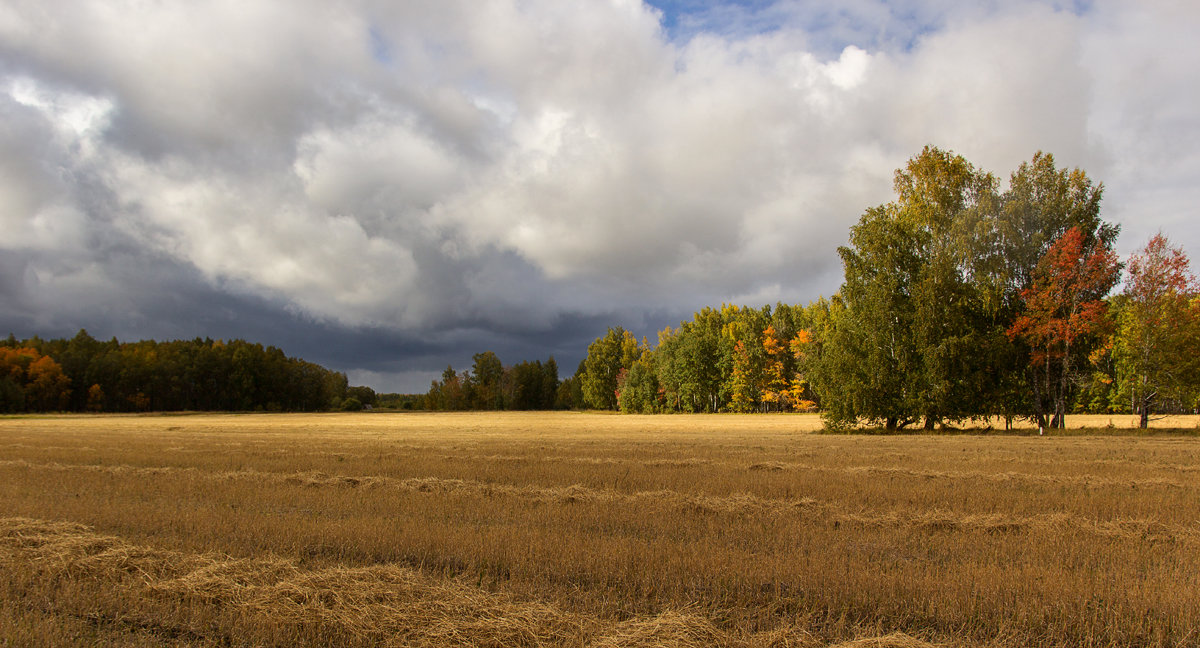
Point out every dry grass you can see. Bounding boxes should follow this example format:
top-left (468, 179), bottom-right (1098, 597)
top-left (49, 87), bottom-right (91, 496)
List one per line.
top-left (0, 517), bottom-right (848, 648)
top-left (1, 412), bottom-right (1199, 647)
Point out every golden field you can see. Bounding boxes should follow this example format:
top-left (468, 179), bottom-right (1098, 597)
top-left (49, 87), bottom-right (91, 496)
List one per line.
top-left (1, 412), bottom-right (1198, 647)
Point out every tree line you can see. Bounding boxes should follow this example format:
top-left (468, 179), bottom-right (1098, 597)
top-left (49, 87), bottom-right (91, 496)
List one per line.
top-left (572, 148), bottom-right (1200, 429)
top-left (0, 330), bottom-right (352, 413)
top-left (423, 352), bottom-right (570, 411)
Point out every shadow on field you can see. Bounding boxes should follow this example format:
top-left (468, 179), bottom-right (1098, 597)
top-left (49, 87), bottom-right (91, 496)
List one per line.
top-left (817, 426), bottom-right (1200, 437)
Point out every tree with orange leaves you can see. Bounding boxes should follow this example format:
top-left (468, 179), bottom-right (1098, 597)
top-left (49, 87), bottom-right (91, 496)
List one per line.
top-left (759, 325), bottom-right (788, 412)
top-left (0, 347), bottom-right (72, 412)
top-left (1007, 227), bottom-right (1120, 428)
top-left (26, 354), bottom-right (72, 411)
top-left (786, 330), bottom-right (817, 412)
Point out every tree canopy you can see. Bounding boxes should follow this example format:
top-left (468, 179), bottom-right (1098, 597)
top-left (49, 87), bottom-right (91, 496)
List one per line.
top-left (0, 331), bottom-right (350, 413)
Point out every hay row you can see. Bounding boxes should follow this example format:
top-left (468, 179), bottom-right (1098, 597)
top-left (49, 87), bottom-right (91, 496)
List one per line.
top-left (746, 461), bottom-right (1198, 489)
top-left (0, 517), bottom-right (943, 648)
top-left (3, 459), bottom-right (1198, 546)
top-left (437, 454), bottom-right (717, 468)
top-left (13, 435), bottom-right (1199, 473)
top-left (9, 442), bottom-right (1198, 477)
top-left (428, 450), bottom-right (1200, 477)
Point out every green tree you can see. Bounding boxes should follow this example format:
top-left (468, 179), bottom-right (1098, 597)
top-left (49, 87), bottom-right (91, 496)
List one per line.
top-left (541, 357), bottom-right (560, 409)
top-left (617, 355), bottom-right (660, 413)
top-left (0, 375), bottom-right (22, 413)
top-left (346, 385), bottom-right (377, 408)
top-left (582, 328), bottom-right (640, 410)
top-left (428, 365), bottom-right (467, 410)
top-left (556, 361), bottom-right (585, 410)
top-left (468, 352), bottom-right (504, 410)
top-left (719, 305), bottom-right (769, 413)
top-left (819, 147), bottom-right (998, 429)
top-left (510, 359), bottom-right (557, 410)
top-left (655, 307), bottom-right (727, 412)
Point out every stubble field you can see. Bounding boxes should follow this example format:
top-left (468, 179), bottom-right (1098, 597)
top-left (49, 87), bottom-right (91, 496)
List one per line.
top-left (1, 412), bottom-right (1198, 647)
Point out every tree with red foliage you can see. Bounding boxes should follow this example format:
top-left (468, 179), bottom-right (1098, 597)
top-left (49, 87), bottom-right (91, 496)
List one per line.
top-left (1007, 227), bottom-right (1120, 428)
top-left (1115, 234), bottom-right (1200, 427)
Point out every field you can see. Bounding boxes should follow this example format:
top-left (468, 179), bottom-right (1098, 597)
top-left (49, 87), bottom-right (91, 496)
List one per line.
top-left (1, 412), bottom-right (1198, 647)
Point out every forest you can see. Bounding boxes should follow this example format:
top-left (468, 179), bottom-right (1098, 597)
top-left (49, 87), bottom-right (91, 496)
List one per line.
top-left (0, 332), bottom-right (352, 413)
top-left (430, 148), bottom-right (1200, 429)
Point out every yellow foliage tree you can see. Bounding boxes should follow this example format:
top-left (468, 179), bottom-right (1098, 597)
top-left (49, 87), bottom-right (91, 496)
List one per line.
top-left (728, 341), bottom-right (755, 413)
top-left (0, 347), bottom-right (71, 412)
top-left (761, 326), bottom-right (788, 411)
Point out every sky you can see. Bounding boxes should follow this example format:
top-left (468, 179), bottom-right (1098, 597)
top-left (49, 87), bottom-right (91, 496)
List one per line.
top-left (1, 0), bottom-right (1198, 393)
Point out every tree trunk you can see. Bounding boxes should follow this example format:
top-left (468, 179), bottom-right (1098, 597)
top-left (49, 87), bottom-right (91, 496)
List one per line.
top-left (1052, 370), bottom-right (1065, 428)
top-left (886, 416), bottom-right (898, 431)
top-left (1138, 375), bottom-right (1151, 429)
top-left (1030, 365), bottom-right (1048, 430)
top-left (1056, 337), bottom-right (1072, 429)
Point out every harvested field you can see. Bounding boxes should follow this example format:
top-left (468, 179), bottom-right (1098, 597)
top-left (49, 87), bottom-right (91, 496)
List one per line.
top-left (1, 412), bottom-right (1198, 647)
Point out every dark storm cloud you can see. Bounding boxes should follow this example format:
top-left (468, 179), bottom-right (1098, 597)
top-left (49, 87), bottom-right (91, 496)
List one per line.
top-left (0, 241), bottom-right (628, 392)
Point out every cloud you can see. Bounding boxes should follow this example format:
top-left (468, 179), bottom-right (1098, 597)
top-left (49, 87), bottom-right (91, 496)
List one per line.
top-left (1, 0), bottom-right (1198, 390)
top-left (1081, 0), bottom-right (1200, 255)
